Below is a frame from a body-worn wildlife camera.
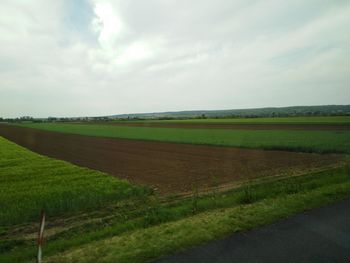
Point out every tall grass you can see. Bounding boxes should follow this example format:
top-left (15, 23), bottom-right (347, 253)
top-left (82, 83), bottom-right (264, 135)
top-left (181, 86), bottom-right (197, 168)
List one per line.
top-left (2, 165), bottom-right (350, 263)
top-left (0, 137), bottom-right (150, 226)
top-left (47, 181), bottom-right (350, 263)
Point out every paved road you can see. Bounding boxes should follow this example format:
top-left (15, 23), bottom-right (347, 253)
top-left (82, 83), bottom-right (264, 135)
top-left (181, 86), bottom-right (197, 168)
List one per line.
top-left (155, 199), bottom-right (350, 263)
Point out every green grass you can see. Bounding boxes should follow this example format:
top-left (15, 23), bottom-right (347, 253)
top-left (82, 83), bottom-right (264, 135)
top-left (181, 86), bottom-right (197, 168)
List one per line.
top-left (45, 166), bottom-right (350, 263)
top-left (0, 137), bottom-right (149, 226)
top-left (17, 123), bottom-right (350, 154)
top-left (2, 122), bottom-right (350, 263)
top-left (114, 116), bottom-right (350, 125)
top-left (1, 165), bottom-right (350, 263)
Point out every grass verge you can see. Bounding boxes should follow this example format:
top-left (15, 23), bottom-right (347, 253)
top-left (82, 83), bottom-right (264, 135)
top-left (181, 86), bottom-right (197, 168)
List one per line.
top-left (46, 178), bottom-right (350, 263)
top-left (1, 165), bottom-right (349, 263)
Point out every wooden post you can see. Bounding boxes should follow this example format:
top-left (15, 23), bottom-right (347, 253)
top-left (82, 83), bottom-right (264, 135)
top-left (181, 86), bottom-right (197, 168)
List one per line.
top-left (36, 211), bottom-right (45, 263)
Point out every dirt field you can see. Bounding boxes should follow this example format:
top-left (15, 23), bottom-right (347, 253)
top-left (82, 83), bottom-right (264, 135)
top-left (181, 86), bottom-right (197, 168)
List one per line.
top-left (0, 124), bottom-right (343, 194)
top-left (84, 122), bottom-right (350, 130)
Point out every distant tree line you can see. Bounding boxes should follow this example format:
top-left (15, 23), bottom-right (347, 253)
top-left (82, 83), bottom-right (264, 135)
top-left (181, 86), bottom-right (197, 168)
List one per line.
top-left (1, 105), bottom-right (349, 123)
top-left (0, 116), bottom-right (34, 123)
top-left (109, 105), bottom-right (350, 120)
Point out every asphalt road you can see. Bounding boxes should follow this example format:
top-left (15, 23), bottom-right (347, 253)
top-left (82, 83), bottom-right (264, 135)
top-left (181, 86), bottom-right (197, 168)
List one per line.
top-left (155, 199), bottom-right (350, 263)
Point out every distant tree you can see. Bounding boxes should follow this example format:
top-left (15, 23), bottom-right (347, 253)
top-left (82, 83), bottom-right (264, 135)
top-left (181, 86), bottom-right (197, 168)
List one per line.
top-left (48, 117), bottom-right (57, 122)
top-left (20, 116), bottom-right (34, 121)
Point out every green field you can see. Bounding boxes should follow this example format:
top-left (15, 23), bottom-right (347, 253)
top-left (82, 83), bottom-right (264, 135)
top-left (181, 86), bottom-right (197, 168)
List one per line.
top-left (0, 137), bottom-right (149, 226)
top-left (47, 174), bottom-right (350, 263)
top-left (1, 134), bottom-right (350, 263)
top-left (2, 120), bottom-right (350, 262)
top-left (114, 116), bottom-right (350, 125)
top-left (17, 123), bottom-right (350, 154)
top-left (2, 160), bottom-right (350, 263)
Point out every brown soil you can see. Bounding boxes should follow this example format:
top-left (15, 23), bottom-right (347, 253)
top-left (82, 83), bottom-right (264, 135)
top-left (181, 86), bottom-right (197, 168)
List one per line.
top-left (92, 122), bottom-right (350, 130)
top-left (0, 124), bottom-right (343, 194)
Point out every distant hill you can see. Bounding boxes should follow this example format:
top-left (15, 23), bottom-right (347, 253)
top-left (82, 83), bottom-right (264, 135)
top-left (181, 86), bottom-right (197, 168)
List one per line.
top-left (4, 105), bottom-right (349, 122)
top-left (109, 105), bottom-right (350, 120)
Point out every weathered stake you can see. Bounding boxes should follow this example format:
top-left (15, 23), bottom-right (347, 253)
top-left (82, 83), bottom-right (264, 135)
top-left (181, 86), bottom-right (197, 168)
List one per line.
top-left (36, 210), bottom-right (45, 263)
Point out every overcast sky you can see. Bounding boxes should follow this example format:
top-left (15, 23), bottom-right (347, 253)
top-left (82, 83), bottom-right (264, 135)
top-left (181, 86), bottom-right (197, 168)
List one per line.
top-left (0, 0), bottom-right (349, 118)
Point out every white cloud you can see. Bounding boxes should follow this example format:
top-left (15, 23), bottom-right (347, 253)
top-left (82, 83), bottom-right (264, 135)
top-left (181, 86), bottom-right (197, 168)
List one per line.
top-left (92, 1), bottom-right (124, 47)
top-left (0, 0), bottom-right (349, 117)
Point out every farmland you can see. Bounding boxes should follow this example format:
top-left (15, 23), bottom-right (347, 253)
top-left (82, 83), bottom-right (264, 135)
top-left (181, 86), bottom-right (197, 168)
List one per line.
top-left (113, 116), bottom-right (350, 125)
top-left (0, 136), bottom-right (149, 226)
top-left (0, 116), bottom-right (350, 263)
top-left (0, 143), bottom-right (349, 262)
top-left (0, 124), bottom-right (344, 194)
top-left (1, 1), bottom-right (350, 261)
top-left (107, 116), bottom-right (350, 131)
top-left (15, 122), bottom-right (350, 154)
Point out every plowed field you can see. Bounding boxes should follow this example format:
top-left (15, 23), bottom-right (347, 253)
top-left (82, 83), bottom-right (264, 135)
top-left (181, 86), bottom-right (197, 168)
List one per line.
top-left (0, 124), bottom-right (342, 194)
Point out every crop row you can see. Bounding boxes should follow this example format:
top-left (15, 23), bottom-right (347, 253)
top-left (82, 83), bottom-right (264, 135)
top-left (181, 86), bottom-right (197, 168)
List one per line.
top-left (0, 137), bottom-right (149, 226)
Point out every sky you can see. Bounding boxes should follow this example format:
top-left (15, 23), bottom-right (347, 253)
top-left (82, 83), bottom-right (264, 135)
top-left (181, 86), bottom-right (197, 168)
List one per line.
top-left (0, 0), bottom-right (349, 118)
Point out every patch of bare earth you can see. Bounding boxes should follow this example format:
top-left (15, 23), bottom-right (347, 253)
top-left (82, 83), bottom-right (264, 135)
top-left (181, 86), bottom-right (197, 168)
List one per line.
top-left (0, 124), bottom-right (344, 194)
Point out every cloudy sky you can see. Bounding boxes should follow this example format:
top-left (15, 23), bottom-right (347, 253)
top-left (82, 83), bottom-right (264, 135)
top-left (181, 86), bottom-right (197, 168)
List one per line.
top-left (0, 0), bottom-right (349, 118)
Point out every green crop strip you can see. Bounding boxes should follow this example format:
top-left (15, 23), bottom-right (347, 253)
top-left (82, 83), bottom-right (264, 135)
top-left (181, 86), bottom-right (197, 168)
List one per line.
top-left (0, 137), bottom-right (150, 226)
top-left (17, 123), bottom-right (350, 154)
top-left (113, 116), bottom-right (350, 125)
